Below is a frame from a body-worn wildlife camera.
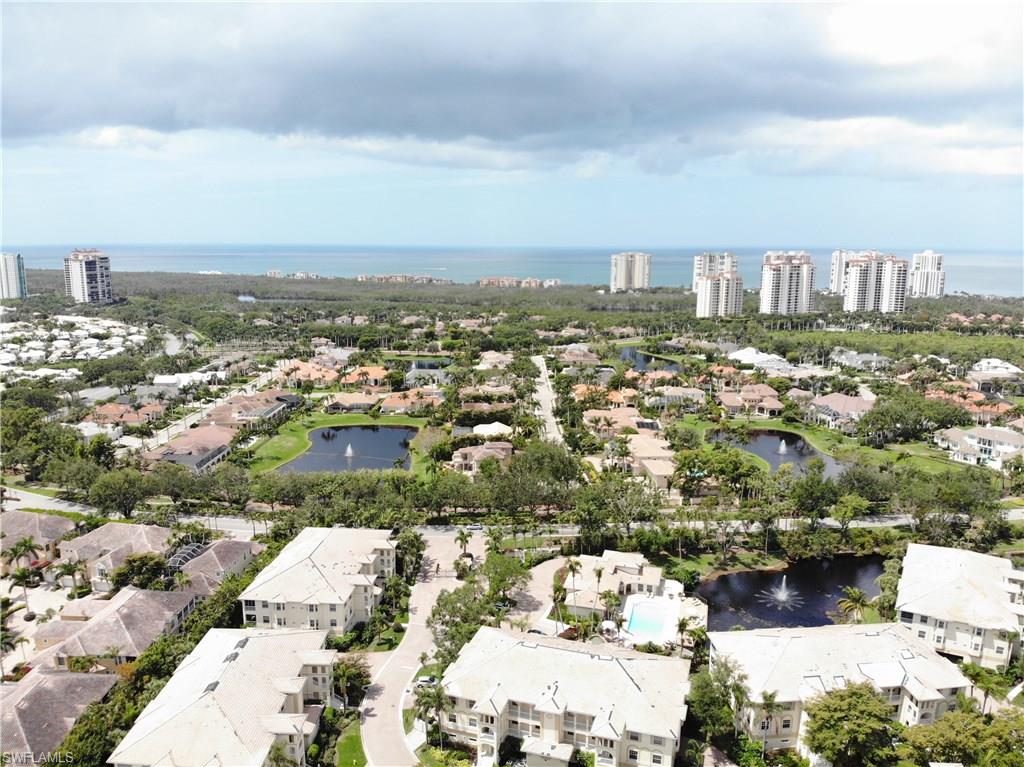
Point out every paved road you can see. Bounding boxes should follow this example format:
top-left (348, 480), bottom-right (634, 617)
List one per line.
top-left (140, 369), bottom-right (276, 451)
top-left (361, 532), bottom-right (485, 767)
top-left (1, 487), bottom-right (95, 515)
top-left (530, 354), bottom-right (563, 444)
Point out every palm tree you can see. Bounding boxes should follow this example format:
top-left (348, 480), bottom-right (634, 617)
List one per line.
top-left (333, 653), bottom-right (371, 709)
top-left (676, 616), bottom-right (691, 657)
top-left (485, 527), bottom-right (504, 555)
top-left (2, 538), bottom-right (41, 569)
top-left (565, 558), bottom-right (582, 619)
top-left (266, 741), bottom-right (296, 767)
top-left (551, 583), bottom-right (567, 634)
top-left (599, 589), bottom-right (620, 618)
top-left (7, 567), bottom-right (36, 620)
top-left (413, 681), bottom-right (453, 747)
top-left (173, 571), bottom-right (193, 591)
top-left (455, 529), bottom-right (470, 556)
top-left (55, 560), bottom-right (84, 590)
top-left (836, 586), bottom-right (869, 623)
top-left (613, 614), bottom-right (626, 644)
top-left (759, 690), bottom-right (780, 756)
top-left (592, 566), bottom-right (604, 613)
top-left (0, 627), bottom-right (28, 679)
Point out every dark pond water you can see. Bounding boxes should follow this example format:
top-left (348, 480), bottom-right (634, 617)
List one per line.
top-left (618, 345), bottom-right (680, 372)
top-left (709, 429), bottom-right (842, 477)
top-left (696, 555), bottom-right (884, 630)
top-left (278, 425), bottom-right (417, 473)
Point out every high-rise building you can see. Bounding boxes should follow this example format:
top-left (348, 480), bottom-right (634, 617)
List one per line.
top-left (843, 253), bottom-right (908, 313)
top-left (692, 251), bottom-right (737, 286)
top-left (909, 249), bottom-right (946, 298)
top-left (0, 253), bottom-right (28, 300)
top-left (64, 249), bottom-right (113, 304)
top-left (693, 252), bottom-right (743, 317)
top-left (696, 272), bottom-right (744, 318)
top-left (759, 251), bottom-right (816, 315)
top-left (609, 251), bottom-right (652, 293)
top-left (829, 249), bottom-right (885, 295)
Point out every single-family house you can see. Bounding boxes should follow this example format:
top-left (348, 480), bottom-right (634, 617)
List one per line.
top-left (57, 523), bottom-right (173, 593)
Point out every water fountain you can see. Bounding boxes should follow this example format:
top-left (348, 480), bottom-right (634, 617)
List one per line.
top-left (777, 440), bottom-right (788, 455)
top-left (344, 443), bottom-right (354, 458)
top-left (756, 574), bottom-right (805, 611)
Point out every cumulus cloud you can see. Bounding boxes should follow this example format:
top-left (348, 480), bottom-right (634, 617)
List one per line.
top-left (2, 2), bottom-right (1020, 177)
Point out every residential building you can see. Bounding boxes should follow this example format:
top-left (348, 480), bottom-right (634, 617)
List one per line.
top-left (583, 407), bottom-right (659, 438)
top-left (48, 587), bottom-right (198, 670)
top-left (966, 358), bottom-right (1023, 394)
top-left (475, 350), bottom-right (514, 370)
top-left (610, 252), bottom-right (652, 293)
top-left (64, 249), bottom-right (113, 304)
top-left (695, 272), bottom-right (744, 318)
top-left (378, 386), bottom-right (444, 414)
top-left (57, 523), bottom-right (172, 592)
top-left (202, 390), bottom-right (297, 432)
top-left (1, 671), bottom-right (117, 762)
top-left (238, 527), bottom-right (395, 635)
top-left (143, 424), bottom-right (235, 473)
top-left (807, 392), bottom-right (874, 432)
top-left (925, 385), bottom-right (1013, 425)
top-left (644, 386), bottom-right (705, 411)
top-left (829, 249), bottom-right (869, 294)
top-left (558, 343), bottom-right (601, 366)
top-left (107, 628), bottom-right (336, 767)
top-left (88, 401), bottom-right (166, 426)
top-left (323, 391), bottom-right (384, 413)
top-left (0, 252), bottom-right (28, 299)
top-left (708, 623), bottom-right (970, 756)
top-left (563, 550), bottom-right (672, 618)
top-left (909, 250), bottom-right (946, 298)
top-left (0, 509), bottom-right (75, 574)
top-left (337, 365), bottom-right (389, 388)
top-left (716, 383), bottom-right (784, 417)
top-left (440, 627), bottom-right (690, 767)
top-left (693, 251), bottom-right (737, 284)
top-left (831, 347), bottom-right (892, 371)
top-left (897, 544), bottom-right (1024, 668)
top-left (451, 441), bottom-right (514, 477)
top-left (758, 251), bottom-right (815, 315)
top-left (180, 540), bottom-right (264, 597)
top-left (275, 359), bottom-right (340, 388)
top-left (935, 425), bottom-right (1024, 472)
top-left (842, 253), bottom-right (909, 313)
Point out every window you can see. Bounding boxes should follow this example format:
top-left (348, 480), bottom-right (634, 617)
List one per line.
top-left (628, 749), bottom-right (639, 761)
top-left (244, 599), bottom-right (255, 608)
top-left (468, 718), bottom-right (477, 728)
top-left (262, 601), bottom-right (269, 608)
top-left (652, 736), bottom-right (664, 746)
top-left (760, 720), bottom-right (769, 730)
top-left (918, 615), bottom-right (929, 624)
top-left (652, 756), bottom-right (663, 766)
top-left (936, 621), bottom-right (945, 629)
top-left (275, 602), bottom-right (284, 611)
top-left (308, 604), bottom-right (317, 612)
top-left (782, 719), bottom-right (791, 729)
top-left (448, 714), bottom-right (457, 724)
top-left (974, 627), bottom-right (984, 636)
top-left (629, 732), bottom-right (640, 742)
top-left (262, 615), bottom-right (270, 624)
top-left (330, 619), bottom-right (338, 627)
top-left (330, 604), bottom-right (337, 612)
top-left (276, 617), bottom-right (284, 626)
top-left (996, 646), bottom-right (1005, 654)
top-left (918, 631), bottom-right (927, 639)
top-left (899, 612), bottom-right (913, 622)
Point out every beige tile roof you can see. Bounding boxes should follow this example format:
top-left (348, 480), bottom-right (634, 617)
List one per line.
top-left (58, 523), bottom-right (171, 569)
top-left (0, 509), bottom-right (75, 548)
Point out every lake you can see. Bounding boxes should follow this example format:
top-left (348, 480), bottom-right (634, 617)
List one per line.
top-left (618, 345), bottom-right (680, 372)
top-left (696, 555), bottom-right (885, 630)
top-left (277, 425), bottom-right (417, 473)
top-left (710, 428), bottom-right (843, 477)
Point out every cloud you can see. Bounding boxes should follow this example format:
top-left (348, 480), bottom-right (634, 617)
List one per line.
top-left (2, 2), bottom-right (1020, 177)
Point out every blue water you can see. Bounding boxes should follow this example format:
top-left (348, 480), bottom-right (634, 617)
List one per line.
top-left (10, 244), bottom-right (1023, 295)
top-left (626, 602), bottom-right (666, 635)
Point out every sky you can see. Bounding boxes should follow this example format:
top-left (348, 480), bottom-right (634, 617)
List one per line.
top-left (2, 2), bottom-right (1022, 250)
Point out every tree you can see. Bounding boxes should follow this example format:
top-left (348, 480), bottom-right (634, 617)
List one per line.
top-left (803, 682), bottom-right (897, 767)
top-left (898, 709), bottom-right (1024, 767)
top-left (0, 627), bottom-right (28, 678)
top-left (55, 560), bottom-right (87, 591)
top-left (565, 558), bottom-right (582, 618)
top-left (333, 653), bottom-right (371, 709)
top-left (836, 586), bottom-right (870, 623)
top-left (687, 656), bottom-right (747, 744)
top-left (7, 567), bottom-right (37, 620)
top-left (2, 537), bottom-right (42, 569)
top-left (675, 616), bottom-right (691, 657)
top-left (455, 529), bottom-right (470, 555)
top-left (267, 741), bottom-right (296, 767)
top-left (149, 462), bottom-right (196, 507)
top-left (89, 468), bottom-right (147, 518)
top-left (395, 528), bottom-right (426, 581)
top-left (427, 581), bottom-right (489, 669)
top-left (212, 462), bottom-right (251, 510)
top-left (111, 553), bottom-right (168, 590)
top-left (789, 458), bottom-right (837, 527)
top-left (480, 554), bottom-right (529, 602)
top-left (414, 680), bottom-right (454, 747)
top-left (832, 493), bottom-right (870, 537)
top-left (759, 690), bottom-right (780, 757)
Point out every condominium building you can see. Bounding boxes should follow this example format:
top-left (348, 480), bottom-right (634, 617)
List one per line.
top-left (896, 543), bottom-right (1024, 668)
top-left (563, 550), bottom-right (674, 618)
top-left (609, 252), bottom-right (652, 293)
top-left (692, 251), bottom-right (737, 285)
top-left (909, 249), bottom-right (946, 298)
top-left (842, 253), bottom-right (908, 313)
top-left (440, 627), bottom-right (691, 767)
top-left (108, 628), bottom-right (336, 767)
top-left (0, 252), bottom-right (28, 299)
top-left (238, 527), bottom-right (395, 635)
top-left (935, 425), bottom-right (1024, 471)
top-left (758, 251), bottom-right (815, 315)
top-left (829, 249), bottom-right (865, 294)
top-left (708, 624), bottom-right (969, 757)
top-left (693, 252), bottom-right (743, 318)
top-left (64, 248), bottom-right (113, 304)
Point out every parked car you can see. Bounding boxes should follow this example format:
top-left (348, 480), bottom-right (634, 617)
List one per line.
top-left (415, 676), bottom-right (438, 688)
top-left (467, 523), bottom-right (484, 532)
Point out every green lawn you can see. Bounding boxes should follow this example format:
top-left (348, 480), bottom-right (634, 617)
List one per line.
top-left (663, 549), bottom-right (788, 577)
top-left (336, 721), bottom-right (367, 767)
top-left (403, 708), bottom-right (417, 734)
top-left (365, 611), bottom-right (410, 652)
top-left (860, 604), bottom-right (885, 624)
top-left (249, 412), bottom-right (428, 473)
top-left (1, 478), bottom-right (62, 498)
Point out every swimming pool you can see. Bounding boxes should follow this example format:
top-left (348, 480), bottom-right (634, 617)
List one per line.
top-left (623, 595), bottom-right (680, 646)
top-left (627, 600), bottom-right (666, 636)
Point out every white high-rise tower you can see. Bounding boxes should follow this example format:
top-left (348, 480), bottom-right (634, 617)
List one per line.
top-left (609, 252), bottom-right (652, 293)
top-left (64, 249), bottom-right (113, 304)
top-left (0, 253), bottom-right (28, 300)
top-left (759, 251), bottom-right (816, 315)
top-left (842, 253), bottom-right (908, 314)
top-left (909, 250), bottom-right (946, 298)
top-left (694, 252), bottom-right (743, 318)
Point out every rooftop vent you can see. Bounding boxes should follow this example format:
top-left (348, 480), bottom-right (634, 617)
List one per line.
top-left (204, 681), bottom-right (219, 693)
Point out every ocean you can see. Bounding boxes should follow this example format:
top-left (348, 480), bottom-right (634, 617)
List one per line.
top-left (12, 244), bottom-right (1024, 296)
